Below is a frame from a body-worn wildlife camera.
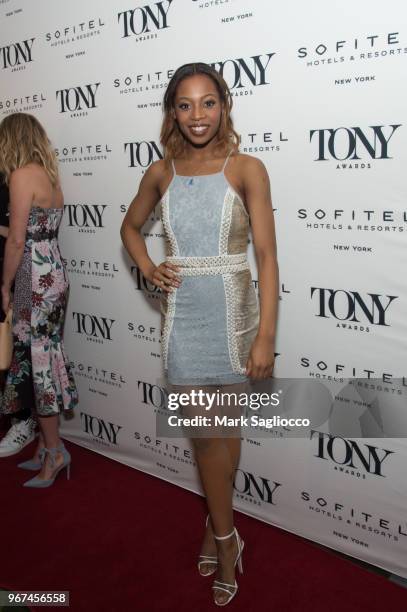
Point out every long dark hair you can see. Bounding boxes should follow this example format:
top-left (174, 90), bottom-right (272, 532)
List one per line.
top-left (160, 62), bottom-right (240, 160)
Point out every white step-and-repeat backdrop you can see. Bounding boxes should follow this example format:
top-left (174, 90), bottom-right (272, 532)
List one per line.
top-left (1, 0), bottom-right (406, 578)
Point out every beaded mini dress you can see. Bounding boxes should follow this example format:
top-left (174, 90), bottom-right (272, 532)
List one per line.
top-left (160, 151), bottom-right (259, 386)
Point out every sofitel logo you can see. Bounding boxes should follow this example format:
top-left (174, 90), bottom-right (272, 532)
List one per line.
top-left (298, 32), bottom-right (403, 66)
top-left (72, 312), bottom-right (115, 341)
top-left (0, 93), bottom-right (46, 114)
top-left (55, 144), bottom-right (112, 163)
top-left (124, 140), bottom-right (162, 168)
top-left (64, 204), bottom-right (107, 230)
top-left (72, 362), bottom-right (126, 386)
top-left (56, 83), bottom-right (100, 113)
top-left (311, 288), bottom-right (397, 326)
top-left (0, 38), bottom-right (34, 70)
top-left (128, 321), bottom-right (160, 343)
top-left (45, 18), bottom-right (106, 44)
top-left (63, 258), bottom-right (118, 279)
top-left (310, 430), bottom-right (394, 477)
top-left (298, 208), bottom-right (407, 223)
top-left (81, 412), bottom-right (122, 445)
top-left (113, 69), bottom-right (174, 94)
top-left (118, 0), bottom-right (173, 37)
top-left (301, 490), bottom-right (406, 539)
top-left (210, 53), bottom-right (275, 92)
top-left (233, 469), bottom-right (281, 504)
top-left (241, 130), bottom-right (287, 154)
top-left (299, 356), bottom-right (400, 382)
top-left (310, 125), bottom-right (401, 161)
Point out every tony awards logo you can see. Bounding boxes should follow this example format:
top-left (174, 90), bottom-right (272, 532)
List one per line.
top-left (310, 430), bottom-right (394, 478)
top-left (64, 204), bottom-right (107, 233)
top-left (118, 0), bottom-right (173, 39)
top-left (124, 140), bottom-right (162, 168)
top-left (0, 38), bottom-right (35, 71)
top-left (310, 287), bottom-right (398, 331)
top-left (56, 83), bottom-right (100, 117)
top-left (211, 53), bottom-right (275, 95)
top-left (81, 413), bottom-right (122, 446)
top-left (310, 124), bottom-right (401, 166)
top-left (72, 312), bottom-right (115, 343)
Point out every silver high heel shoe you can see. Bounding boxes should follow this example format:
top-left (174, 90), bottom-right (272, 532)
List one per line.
top-left (198, 514), bottom-right (218, 576)
top-left (23, 443), bottom-right (71, 488)
top-left (212, 527), bottom-right (244, 606)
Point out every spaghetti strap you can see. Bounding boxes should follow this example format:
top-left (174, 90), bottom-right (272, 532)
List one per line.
top-left (221, 149), bottom-right (233, 172)
top-left (171, 158), bottom-right (177, 175)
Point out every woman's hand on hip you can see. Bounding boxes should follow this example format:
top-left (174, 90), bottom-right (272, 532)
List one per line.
top-left (150, 261), bottom-right (182, 292)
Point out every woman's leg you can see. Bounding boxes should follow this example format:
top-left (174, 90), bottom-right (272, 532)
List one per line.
top-left (193, 436), bottom-right (239, 604)
top-left (35, 413), bottom-right (64, 480)
top-left (173, 382), bottom-right (246, 604)
top-left (31, 429), bottom-right (45, 461)
top-left (222, 381), bottom-right (249, 480)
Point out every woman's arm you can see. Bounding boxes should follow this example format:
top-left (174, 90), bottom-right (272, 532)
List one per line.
top-left (2, 168), bottom-right (33, 311)
top-left (243, 156), bottom-right (279, 380)
top-left (120, 161), bottom-right (180, 290)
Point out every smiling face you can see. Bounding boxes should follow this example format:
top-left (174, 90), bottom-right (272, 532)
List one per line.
top-left (173, 74), bottom-right (223, 148)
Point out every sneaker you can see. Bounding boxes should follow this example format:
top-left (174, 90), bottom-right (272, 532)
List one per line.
top-left (0, 418), bottom-right (37, 457)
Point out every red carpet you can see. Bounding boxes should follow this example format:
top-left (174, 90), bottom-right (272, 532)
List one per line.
top-left (2, 438), bottom-right (406, 612)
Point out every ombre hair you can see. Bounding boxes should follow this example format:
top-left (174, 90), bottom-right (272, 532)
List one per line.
top-left (0, 113), bottom-right (59, 186)
top-left (160, 62), bottom-right (240, 160)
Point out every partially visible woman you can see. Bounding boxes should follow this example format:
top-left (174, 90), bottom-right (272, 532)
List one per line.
top-left (0, 172), bottom-right (38, 458)
top-left (0, 113), bottom-right (78, 487)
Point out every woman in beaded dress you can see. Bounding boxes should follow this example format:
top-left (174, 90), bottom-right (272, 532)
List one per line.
top-left (121, 63), bottom-right (278, 606)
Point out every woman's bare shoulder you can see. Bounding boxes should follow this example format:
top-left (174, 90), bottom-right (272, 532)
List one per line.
top-left (10, 165), bottom-right (34, 179)
top-left (230, 152), bottom-right (268, 179)
top-left (147, 158), bottom-right (172, 177)
top-left (143, 158), bottom-right (173, 186)
top-left (9, 165), bottom-right (37, 187)
top-left (11, 163), bottom-right (53, 184)
top-left (232, 152), bottom-right (266, 169)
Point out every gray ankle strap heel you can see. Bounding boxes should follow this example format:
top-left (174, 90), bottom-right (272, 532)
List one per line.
top-left (23, 443), bottom-right (71, 488)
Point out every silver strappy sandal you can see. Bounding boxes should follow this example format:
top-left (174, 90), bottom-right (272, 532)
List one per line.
top-left (212, 526), bottom-right (244, 606)
top-left (198, 514), bottom-right (218, 576)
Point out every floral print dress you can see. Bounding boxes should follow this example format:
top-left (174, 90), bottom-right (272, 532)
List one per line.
top-left (1, 206), bottom-right (78, 417)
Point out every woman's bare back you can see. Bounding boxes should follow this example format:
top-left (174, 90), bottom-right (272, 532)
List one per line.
top-left (25, 163), bottom-right (64, 210)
